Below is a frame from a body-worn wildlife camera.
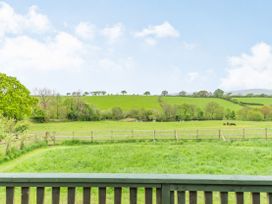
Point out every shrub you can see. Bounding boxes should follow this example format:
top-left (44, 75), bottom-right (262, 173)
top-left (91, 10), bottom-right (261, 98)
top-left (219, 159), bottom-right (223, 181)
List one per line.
top-left (112, 107), bottom-right (123, 120)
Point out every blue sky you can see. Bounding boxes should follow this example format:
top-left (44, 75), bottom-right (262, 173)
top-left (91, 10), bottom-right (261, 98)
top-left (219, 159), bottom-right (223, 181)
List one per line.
top-left (1, 0), bottom-right (272, 94)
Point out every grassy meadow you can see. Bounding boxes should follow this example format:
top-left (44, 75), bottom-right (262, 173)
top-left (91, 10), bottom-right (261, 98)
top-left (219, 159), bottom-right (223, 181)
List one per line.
top-left (81, 95), bottom-right (242, 111)
top-left (234, 97), bottom-right (272, 106)
top-left (29, 120), bottom-right (272, 132)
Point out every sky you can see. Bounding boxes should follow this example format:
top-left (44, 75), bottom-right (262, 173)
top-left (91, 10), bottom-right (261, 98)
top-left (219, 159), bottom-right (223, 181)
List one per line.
top-left (1, 0), bottom-right (272, 94)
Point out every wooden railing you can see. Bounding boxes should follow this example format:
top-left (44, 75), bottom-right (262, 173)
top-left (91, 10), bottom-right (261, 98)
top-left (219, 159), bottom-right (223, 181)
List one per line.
top-left (1, 173), bottom-right (272, 203)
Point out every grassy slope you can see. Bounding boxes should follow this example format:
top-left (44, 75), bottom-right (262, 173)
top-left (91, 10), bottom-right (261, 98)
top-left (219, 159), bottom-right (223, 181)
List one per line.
top-left (81, 95), bottom-right (242, 111)
top-left (82, 95), bottom-right (161, 110)
top-left (234, 97), bottom-right (272, 106)
top-left (2, 141), bottom-right (272, 174)
top-left (163, 97), bottom-right (242, 111)
top-left (29, 120), bottom-right (272, 132)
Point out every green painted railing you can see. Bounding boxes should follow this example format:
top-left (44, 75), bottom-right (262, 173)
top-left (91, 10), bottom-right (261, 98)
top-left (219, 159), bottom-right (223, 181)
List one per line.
top-left (1, 173), bottom-right (272, 203)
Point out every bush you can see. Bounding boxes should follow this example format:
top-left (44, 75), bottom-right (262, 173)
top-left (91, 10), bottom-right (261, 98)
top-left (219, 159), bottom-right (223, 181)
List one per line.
top-left (31, 108), bottom-right (48, 123)
top-left (112, 107), bottom-right (123, 120)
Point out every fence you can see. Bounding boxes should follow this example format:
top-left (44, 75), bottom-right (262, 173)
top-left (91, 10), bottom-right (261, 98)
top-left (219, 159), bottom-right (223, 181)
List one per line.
top-left (30, 128), bottom-right (272, 144)
top-left (1, 173), bottom-right (272, 203)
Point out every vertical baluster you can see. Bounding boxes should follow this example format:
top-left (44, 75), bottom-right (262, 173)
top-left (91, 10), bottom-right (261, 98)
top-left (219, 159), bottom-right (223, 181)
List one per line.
top-left (83, 187), bottom-right (91, 204)
top-left (36, 187), bottom-right (45, 204)
top-left (6, 187), bottom-right (15, 204)
top-left (251, 192), bottom-right (260, 204)
top-left (177, 191), bottom-right (185, 204)
top-left (236, 192), bottom-right (244, 204)
top-left (130, 187), bottom-right (137, 204)
top-left (145, 188), bottom-right (152, 204)
top-left (52, 187), bottom-right (60, 204)
top-left (170, 191), bottom-right (174, 204)
top-left (114, 187), bottom-right (122, 204)
top-left (156, 188), bottom-right (162, 204)
top-left (21, 187), bottom-right (30, 204)
top-left (68, 187), bottom-right (76, 204)
top-left (267, 193), bottom-right (272, 204)
top-left (220, 192), bottom-right (228, 204)
top-left (205, 191), bottom-right (212, 204)
top-left (99, 187), bottom-right (106, 204)
top-left (189, 191), bottom-right (197, 204)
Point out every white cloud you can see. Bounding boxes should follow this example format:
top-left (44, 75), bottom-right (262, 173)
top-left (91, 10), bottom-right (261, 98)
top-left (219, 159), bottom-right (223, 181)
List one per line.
top-left (0, 2), bottom-right (50, 38)
top-left (101, 23), bottom-right (124, 43)
top-left (135, 21), bottom-right (179, 38)
top-left (221, 42), bottom-right (272, 90)
top-left (134, 21), bottom-right (179, 46)
top-left (75, 22), bottom-right (96, 40)
top-left (182, 41), bottom-right (197, 50)
top-left (0, 32), bottom-right (84, 72)
top-left (187, 72), bottom-right (200, 81)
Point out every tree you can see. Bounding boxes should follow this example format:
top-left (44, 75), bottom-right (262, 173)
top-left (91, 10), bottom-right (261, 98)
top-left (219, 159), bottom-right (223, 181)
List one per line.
top-left (193, 90), bottom-right (210, 97)
top-left (0, 73), bottom-right (36, 119)
top-left (34, 88), bottom-right (55, 110)
top-left (178, 91), bottom-right (186, 96)
top-left (83, 91), bottom-right (89, 96)
top-left (161, 90), bottom-right (168, 96)
top-left (213, 89), bottom-right (224, 98)
top-left (121, 90), bottom-right (127, 95)
top-left (204, 102), bottom-right (224, 119)
top-left (144, 91), bottom-right (151, 96)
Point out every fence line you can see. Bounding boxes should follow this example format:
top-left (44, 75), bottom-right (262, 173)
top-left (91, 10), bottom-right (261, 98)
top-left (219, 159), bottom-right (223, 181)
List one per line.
top-left (30, 127), bottom-right (272, 143)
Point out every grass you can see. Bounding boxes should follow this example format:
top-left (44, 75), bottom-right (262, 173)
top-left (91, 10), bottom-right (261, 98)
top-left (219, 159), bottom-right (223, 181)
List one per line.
top-left (234, 97), bottom-right (272, 106)
top-left (1, 141), bottom-right (272, 203)
top-left (163, 96), bottom-right (242, 110)
top-left (82, 95), bottom-right (161, 110)
top-left (29, 120), bottom-right (272, 132)
top-left (1, 141), bottom-right (272, 174)
top-left (81, 95), bottom-right (243, 111)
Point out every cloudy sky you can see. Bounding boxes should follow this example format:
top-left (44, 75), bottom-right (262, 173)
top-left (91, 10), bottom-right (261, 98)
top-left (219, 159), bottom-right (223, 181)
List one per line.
top-left (1, 0), bottom-right (272, 94)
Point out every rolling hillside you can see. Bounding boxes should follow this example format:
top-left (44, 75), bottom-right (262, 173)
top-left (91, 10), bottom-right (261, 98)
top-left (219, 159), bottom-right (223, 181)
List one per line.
top-left (82, 95), bottom-right (243, 111)
top-left (234, 97), bottom-right (272, 106)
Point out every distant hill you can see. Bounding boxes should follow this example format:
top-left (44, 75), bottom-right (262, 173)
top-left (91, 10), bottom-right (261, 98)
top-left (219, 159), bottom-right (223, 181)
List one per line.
top-left (230, 89), bottom-right (272, 96)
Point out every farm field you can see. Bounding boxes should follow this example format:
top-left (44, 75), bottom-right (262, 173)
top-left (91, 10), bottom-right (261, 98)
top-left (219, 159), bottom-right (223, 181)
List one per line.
top-left (29, 120), bottom-right (272, 132)
top-left (234, 97), bottom-right (272, 106)
top-left (81, 95), bottom-right (243, 111)
top-left (163, 96), bottom-right (242, 110)
top-left (82, 95), bottom-right (161, 110)
top-left (1, 141), bottom-right (272, 203)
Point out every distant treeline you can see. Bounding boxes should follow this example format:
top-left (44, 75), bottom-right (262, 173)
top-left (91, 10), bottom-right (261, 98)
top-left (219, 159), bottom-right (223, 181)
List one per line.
top-left (31, 90), bottom-right (272, 123)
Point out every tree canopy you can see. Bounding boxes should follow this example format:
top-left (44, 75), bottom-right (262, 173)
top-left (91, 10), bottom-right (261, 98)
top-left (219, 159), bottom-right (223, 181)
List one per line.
top-left (0, 73), bottom-right (36, 119)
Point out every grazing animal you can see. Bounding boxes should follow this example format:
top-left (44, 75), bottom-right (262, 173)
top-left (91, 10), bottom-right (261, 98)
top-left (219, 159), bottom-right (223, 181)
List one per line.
top-left (223, 122), bottom-right (236, 126)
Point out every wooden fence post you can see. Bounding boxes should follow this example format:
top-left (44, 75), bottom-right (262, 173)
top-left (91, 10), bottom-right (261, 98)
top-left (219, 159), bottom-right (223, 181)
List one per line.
top-left (196, 129), bottom-right (199, 139)
top-left (175, 130), bottom-right (178, 141)
top-left (91, 131), bottom-right (94, 142)
top-left (218, 129), bottom-right (221, 140)
top-left (265, 128), bottom-right (268, 140)
top-left (153, 130), bottom-right (156, 142)
top-left (243, 128), bottom-right (245, 140)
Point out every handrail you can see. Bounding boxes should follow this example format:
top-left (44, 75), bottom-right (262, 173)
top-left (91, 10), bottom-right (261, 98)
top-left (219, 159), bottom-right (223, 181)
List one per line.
top-left (1, 173), bottom-right (272, 203)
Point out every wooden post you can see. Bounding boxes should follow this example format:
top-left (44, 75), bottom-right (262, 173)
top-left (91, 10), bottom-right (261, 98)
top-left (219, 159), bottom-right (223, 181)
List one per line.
top-left (153, 130), bottom-right (156, 142)
top-left (218, 129), bottom-right (221, 140)
top-left (175, 130), bottom-right (178, 141)
top-left (131, 130), bottom-right (134, 140)
top-left (265, 128), bottom-right (268, 140)
top-left (72, 131), bottom-right (75, 140)
top-left (196, 129), bottom-right (199, 139)
top-left (91, 131), bottom-right (94, 142)
top-left (242, 128), bottom-right (245, 140)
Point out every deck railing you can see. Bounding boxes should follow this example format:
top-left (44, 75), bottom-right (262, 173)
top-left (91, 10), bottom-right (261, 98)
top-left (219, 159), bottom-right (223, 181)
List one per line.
top-left (1, 173), bottom-right (272, 203)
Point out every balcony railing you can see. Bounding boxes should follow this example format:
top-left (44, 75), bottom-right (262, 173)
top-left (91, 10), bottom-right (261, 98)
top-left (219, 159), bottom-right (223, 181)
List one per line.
top-left (1, 173), bottom-right (272, 203)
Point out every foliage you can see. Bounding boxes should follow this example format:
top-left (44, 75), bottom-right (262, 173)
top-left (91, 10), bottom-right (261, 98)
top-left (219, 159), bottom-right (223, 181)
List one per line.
top-left (213, 89), bottom-right (224, 98)
top-left (0, 73), bottom-right (36, 119)
top-left (204, 102), bottom-right (224, 120)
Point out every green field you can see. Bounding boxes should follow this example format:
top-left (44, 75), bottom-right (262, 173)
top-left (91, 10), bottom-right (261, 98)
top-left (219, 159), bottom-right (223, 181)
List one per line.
top-left (81, 95), bottom-right (242, 111)
top-left (234, 97), bottom-right (272, 106)
top-left (163, 97), bottom-right (242, 110)
top-left (1, 141), bottom-right (272, 174)
top-left (29, 120), bottom-right (272, 132)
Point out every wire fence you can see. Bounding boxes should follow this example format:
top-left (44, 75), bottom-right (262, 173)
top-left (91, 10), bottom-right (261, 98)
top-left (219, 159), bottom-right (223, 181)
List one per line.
top-left (30, 128), bottom-right (272, 143)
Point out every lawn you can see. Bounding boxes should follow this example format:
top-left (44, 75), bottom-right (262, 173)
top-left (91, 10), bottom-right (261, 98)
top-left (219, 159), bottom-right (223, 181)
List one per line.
top-left (29, 120), bottom-right (272, 132)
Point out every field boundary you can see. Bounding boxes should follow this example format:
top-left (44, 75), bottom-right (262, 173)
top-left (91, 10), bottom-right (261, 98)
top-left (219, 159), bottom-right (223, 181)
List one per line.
top-left (30, 127), bottom-right (272, 143)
